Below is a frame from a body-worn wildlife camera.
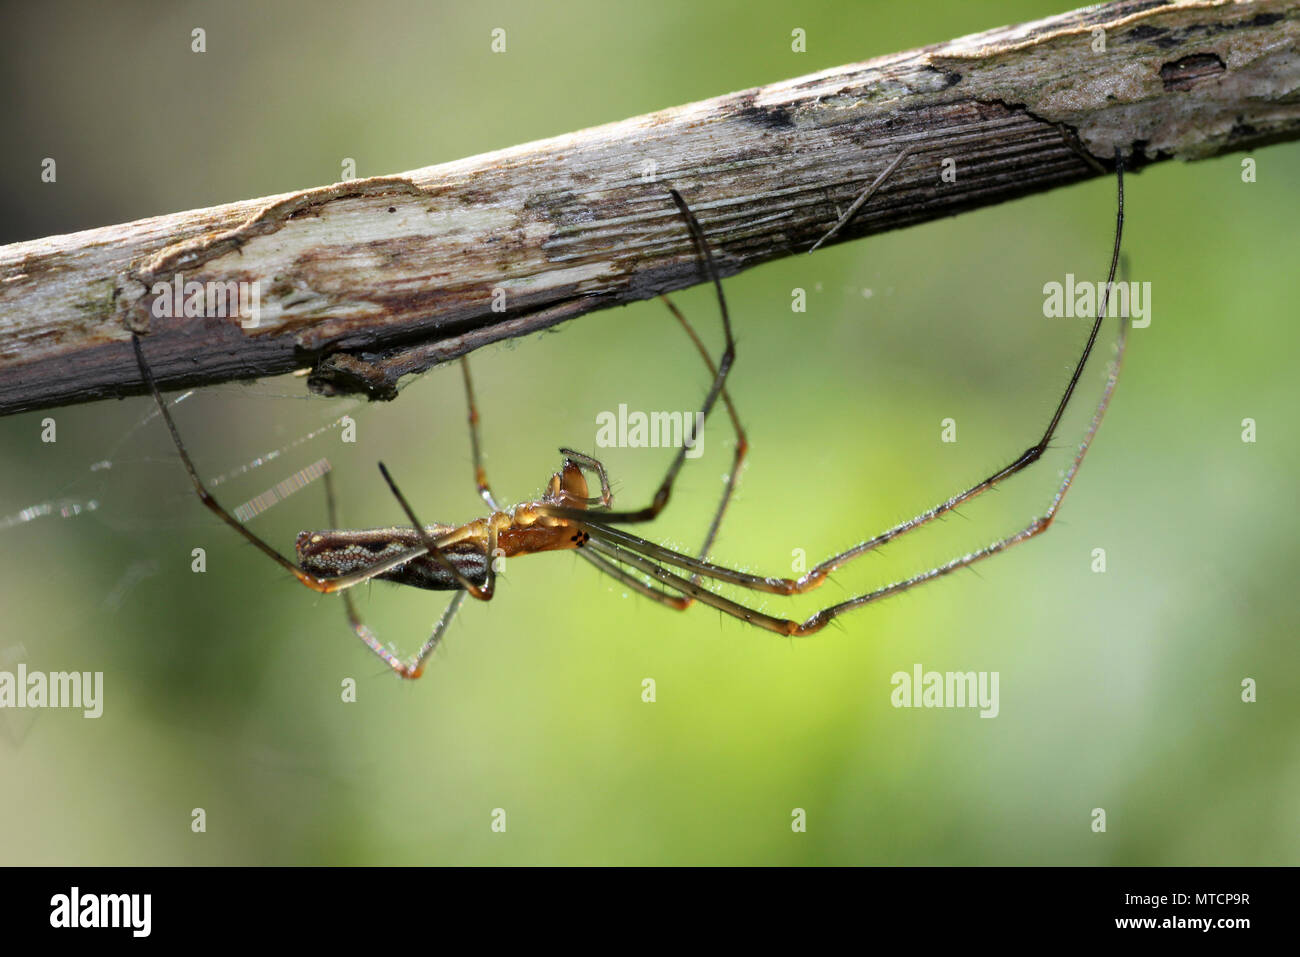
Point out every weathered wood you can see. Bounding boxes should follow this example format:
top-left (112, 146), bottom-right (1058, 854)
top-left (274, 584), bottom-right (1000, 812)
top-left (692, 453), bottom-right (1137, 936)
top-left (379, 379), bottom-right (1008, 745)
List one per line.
top-left (2, 0), bottom-right (1297, 415)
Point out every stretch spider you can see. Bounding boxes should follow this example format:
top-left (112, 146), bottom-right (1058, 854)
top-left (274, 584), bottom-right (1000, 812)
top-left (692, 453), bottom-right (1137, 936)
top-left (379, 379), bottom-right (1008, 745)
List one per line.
top-left (133, 155), bottom-right (1127, 678)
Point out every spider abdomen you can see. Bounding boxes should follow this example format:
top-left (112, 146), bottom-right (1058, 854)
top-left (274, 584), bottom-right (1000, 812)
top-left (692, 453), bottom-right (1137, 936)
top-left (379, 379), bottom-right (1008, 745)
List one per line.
top-left (296, 525), bottom-right (486, 591)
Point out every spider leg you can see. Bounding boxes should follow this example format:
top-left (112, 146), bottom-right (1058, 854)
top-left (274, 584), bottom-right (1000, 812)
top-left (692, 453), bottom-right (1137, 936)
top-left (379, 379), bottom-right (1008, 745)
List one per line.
top-left (809, 123), bottom-right (1096, 255)
top-left (460, 358), bottom-right (502, 511)
top-left (586, 537), bottom-right (793, 633)
top-left (375, 462), bottom-right (499, 601)
top-left (572, 294), bottom-right (749, 607)
top-left (461, 370), bottom-right (700, 617)
top-left (463, 355), bottom-right (611, 509)
top-left (557, 293), bottom-right (752, 532)
top-left (447, 195), bottom-right (749, 608)
top-left (321, 467), bottom-right (467, 678)
top-left (583, 307), bottom-right (1128, 635)
top-left (809, 144), bottom-right (916, 253)
top-left (538, 187), bottom-right (733, 526)
top-left (580, 547), bottom-right (691, 611)
top-left (574, 152), bottom-right (1127, 621)
top-left (133, 334), bottom-right (430, 595)
top-left (341, 588), bottom-right (468, 679)
top-left (658, 294), bottom-right (749, 566)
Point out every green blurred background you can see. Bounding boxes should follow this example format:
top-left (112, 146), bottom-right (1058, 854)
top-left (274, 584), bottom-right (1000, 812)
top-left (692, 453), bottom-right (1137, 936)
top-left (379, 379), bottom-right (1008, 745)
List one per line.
top-left (1, 0), bottom-right (1296, 865)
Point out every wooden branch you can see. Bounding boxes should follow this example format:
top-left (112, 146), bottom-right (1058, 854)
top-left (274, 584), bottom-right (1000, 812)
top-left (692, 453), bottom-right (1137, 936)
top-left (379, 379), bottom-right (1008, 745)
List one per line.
top-left (3, 0), bottom-right (1298, 416)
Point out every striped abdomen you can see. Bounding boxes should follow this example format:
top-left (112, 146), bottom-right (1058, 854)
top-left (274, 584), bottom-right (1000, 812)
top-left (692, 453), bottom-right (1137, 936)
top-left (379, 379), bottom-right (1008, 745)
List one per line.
top-left (295, 525), bottom-right (488, 591)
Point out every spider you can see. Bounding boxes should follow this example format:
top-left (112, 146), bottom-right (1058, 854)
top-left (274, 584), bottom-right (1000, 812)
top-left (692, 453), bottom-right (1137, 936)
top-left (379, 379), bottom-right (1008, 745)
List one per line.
top-left (132, 154), bottom-right (1127, 679)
